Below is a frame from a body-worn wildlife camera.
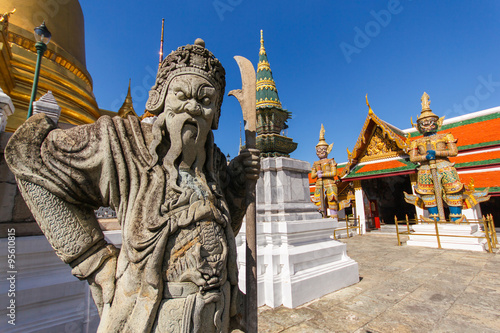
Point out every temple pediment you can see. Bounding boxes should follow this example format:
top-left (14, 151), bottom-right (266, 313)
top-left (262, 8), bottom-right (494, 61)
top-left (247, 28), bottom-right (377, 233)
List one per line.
top-left (341, 100), bottom-right (412, 179)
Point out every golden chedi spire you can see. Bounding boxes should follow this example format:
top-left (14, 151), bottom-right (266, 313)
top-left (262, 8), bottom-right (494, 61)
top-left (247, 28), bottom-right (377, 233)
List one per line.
top-left (0, 0), bottom-right (100, 131)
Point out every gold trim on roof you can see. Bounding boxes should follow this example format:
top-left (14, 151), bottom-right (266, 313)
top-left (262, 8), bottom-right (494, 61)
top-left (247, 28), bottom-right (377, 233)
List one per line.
top-left (256, 99), bottom-right (282, 108)
top-left (343, 98), bottom-right (410, 176)
top-left (256, 80), bottom-right (278, 91)
top-left (257, 61), bottom-right (271, 72)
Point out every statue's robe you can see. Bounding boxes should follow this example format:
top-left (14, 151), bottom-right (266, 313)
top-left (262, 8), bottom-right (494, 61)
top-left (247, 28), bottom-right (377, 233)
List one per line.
top-left (5, 114), bottom-right (246, 332)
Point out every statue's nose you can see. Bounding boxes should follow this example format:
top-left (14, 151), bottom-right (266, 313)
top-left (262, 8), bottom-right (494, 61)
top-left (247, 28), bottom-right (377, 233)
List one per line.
top-left (184, 100), bottom-right (201, 116)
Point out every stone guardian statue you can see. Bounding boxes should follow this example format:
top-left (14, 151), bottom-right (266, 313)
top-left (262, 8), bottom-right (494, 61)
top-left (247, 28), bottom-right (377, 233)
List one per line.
top-left (5, 38), bottom-right (260, 333)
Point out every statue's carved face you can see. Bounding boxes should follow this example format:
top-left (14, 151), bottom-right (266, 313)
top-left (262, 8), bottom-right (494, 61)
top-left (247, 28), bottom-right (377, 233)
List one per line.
top-left (417, 117), bottom-right (438, 135)
top-left (316, 145), bottom-right (328, 159)
top-left (164, 75), bottom-right (217, 128)
top-left (162, 74), bottom-right (217, 170)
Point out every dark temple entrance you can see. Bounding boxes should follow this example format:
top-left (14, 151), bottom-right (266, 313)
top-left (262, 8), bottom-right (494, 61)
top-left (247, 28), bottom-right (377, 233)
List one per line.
top-left (361, 175), bottom-right (415, 224)
top-left (480, 195), bottom-right (500, 228)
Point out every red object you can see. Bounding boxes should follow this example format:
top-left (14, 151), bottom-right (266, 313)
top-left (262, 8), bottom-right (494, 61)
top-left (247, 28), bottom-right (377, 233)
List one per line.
top-left (369, 200), bottom-right (380, 229)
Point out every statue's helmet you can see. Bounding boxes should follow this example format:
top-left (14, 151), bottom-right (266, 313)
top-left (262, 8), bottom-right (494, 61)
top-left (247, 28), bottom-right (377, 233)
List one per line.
top-left (145, 38), bottom-right (226, 129)
top-left (316, 124), bottom-right (329, 148)
top-left (316, 124), bottom-right (334, 155)
top-left (416, 92), bottom-right (439, 122)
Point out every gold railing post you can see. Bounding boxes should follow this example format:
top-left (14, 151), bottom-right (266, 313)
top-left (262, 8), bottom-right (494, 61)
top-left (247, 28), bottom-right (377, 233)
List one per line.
top-left (405, 214), bottom-right (411, 234)
top-left (394, 215), bottom-right (401, 246)
top-left (433, 217), bottom-right (442, 249)
top-left (357, 216), bottom-right (361, 236)
top-left (483, 215), bottom-right (493, 253)
top-left (489, 214), bottom-right (497, 248)
top-left (346, 215), bottom-right (350, 238)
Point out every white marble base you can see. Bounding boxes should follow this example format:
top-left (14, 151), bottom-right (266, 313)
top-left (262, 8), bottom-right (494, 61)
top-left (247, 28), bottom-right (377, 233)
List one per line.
top-left (0, 236), bottom-right (100, 333)
top-left (407, 223), bottom-right (488, 251)
top-left (236, 219), bottom-right (359, 308)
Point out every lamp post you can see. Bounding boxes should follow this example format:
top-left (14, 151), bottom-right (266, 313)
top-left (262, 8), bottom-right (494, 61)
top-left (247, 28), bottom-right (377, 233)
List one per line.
top-left (27, 21), bottom-right (51, 119)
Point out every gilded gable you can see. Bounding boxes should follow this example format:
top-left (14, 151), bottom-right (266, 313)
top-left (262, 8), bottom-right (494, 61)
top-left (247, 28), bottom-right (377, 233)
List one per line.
top-left (360, 127), bottom-right (405, 162)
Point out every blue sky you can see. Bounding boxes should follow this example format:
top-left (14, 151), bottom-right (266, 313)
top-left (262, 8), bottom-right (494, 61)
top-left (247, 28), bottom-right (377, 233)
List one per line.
top-left (80, 0), bottom-right (500, 164)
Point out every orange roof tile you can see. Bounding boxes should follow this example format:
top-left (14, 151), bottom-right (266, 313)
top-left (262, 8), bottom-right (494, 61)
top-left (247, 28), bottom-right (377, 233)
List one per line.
top-left (458, 169), bottom-right (500, 191)
top-left (450, 149), bottom-right (500, 165)
top-left (356, 159), bottom-right (409, 173)
top-left (409, 115), bottom-right (500, 149)
top-left (447, 117), bottom-right (500, 148)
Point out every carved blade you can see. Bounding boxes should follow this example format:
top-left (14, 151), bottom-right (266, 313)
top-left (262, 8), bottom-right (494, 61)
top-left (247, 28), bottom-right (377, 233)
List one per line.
top-left (228, 56), bottom-right (257, 147)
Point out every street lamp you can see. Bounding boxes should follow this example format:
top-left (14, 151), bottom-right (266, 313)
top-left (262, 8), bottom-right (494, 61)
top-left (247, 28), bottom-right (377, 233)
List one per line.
top-left (27, 21), bottom-right (51, 118)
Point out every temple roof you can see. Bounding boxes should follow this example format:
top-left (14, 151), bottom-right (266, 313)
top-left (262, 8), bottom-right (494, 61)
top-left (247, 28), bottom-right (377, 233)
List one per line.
top-left (341, 99), bottom-right (410, 178)
top-left (339, 105), bottom-right (500, 192)
top-left (407, 108), bottom-right (500, 151)
top-left (256, 30), bottom-right (283, 110)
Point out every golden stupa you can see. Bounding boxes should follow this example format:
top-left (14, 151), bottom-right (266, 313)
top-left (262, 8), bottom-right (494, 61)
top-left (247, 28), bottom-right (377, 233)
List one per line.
top-left (0, 0), bottom-right (136, 132)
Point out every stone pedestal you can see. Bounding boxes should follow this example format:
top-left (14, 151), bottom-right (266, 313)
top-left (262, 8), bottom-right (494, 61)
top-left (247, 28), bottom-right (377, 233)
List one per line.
top-left (237, 157), bottom-right (359, 308)
top-left (407, 223), bottom-right (487, 251)
top-left (256, 157), bottom-right (319, 222)
top-left (0, 236), bottom-right (99, 332)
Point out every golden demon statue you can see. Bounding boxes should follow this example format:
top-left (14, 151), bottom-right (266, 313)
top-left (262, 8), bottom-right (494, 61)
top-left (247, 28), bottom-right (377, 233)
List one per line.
top-left (404, 92), bottom-right (490, 221)
top-left (311, 124), bottom-right (339, 219)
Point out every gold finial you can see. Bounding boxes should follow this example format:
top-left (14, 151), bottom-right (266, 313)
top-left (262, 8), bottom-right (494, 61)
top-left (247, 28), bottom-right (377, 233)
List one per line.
top-left (0, 8), bottom-right (16, 24)
top-left (158, 18), bottom-right (165, 69)
top-left (421, 92), bottom-right (431, 111)
top-left (260, 29), bottom-right (266, 55)
top-left (366, 94), bottom-right (373, 115)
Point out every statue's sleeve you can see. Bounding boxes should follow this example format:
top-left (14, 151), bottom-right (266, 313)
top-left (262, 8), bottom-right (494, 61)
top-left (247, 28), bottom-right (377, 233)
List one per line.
top-left (322, 159), bottom-right (337, 178)
top-left (311, 161), bottom-right (319, 179)
top-left (436, 133), bottom-right (458, 157)
top-left (409, 139), bottom-right (426, 163)
top-left (5, 114), bottom-right (127, 278)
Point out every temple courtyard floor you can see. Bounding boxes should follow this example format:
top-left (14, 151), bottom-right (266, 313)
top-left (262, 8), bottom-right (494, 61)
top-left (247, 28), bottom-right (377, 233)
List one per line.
top-left (257, 233), bottom-right (500, 333)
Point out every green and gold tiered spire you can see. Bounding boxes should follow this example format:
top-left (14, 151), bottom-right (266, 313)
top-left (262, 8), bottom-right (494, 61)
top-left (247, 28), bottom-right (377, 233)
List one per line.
top-left (256, 30), bottom-right (283, 110)
top-left (255, 30), bottom-right (297, 158)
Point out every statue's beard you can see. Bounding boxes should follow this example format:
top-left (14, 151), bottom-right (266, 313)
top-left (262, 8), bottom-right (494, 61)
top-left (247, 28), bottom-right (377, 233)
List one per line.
top-left (156, 109), bottom-right (212, 192)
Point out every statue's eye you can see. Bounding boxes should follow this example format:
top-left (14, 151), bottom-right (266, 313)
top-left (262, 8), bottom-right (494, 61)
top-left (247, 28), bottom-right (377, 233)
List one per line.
top-left (201, 97), bottom-right (211, 106)
top-left (176, 91), bottom-right (187, 100)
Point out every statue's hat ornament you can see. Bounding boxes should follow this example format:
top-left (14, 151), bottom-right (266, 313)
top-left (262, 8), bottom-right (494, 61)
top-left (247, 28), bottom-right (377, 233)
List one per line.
top-left (146, 38), bottom-right (226, 129)
top-left (316, 124), bottom-right (334, 154)
top-left (417, 92), bottom-right (439, 121)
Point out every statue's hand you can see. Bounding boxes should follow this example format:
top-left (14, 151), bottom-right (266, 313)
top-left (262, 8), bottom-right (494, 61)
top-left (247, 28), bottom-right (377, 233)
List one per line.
top-left (88, 255), bottom-right (117, 314)
top-left (426, 150), bottom-right (436, 160)
top-left (235, 148), bottom-right (261, 180)
top-left (317, 170), bottom-right (323, 178)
